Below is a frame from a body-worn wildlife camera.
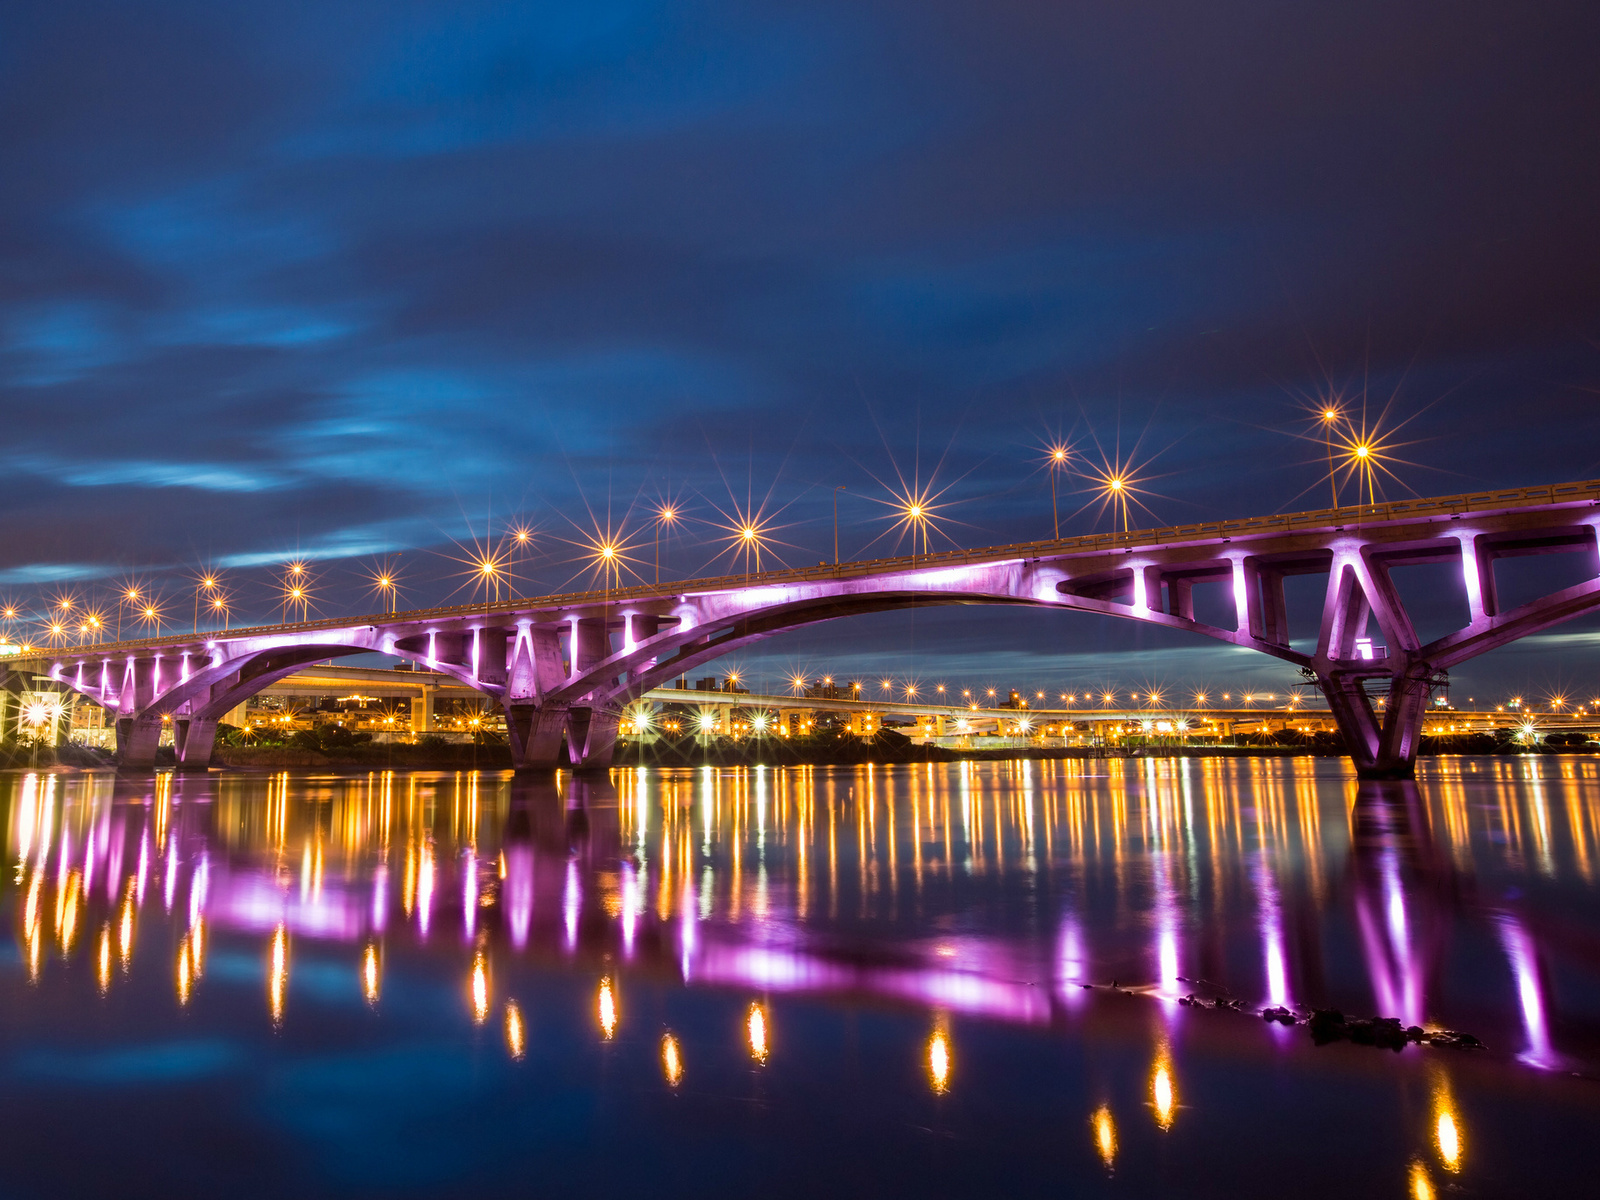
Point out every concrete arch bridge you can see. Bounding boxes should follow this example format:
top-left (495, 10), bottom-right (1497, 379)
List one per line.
top-left (16, 479), bottom-right (1600, 778)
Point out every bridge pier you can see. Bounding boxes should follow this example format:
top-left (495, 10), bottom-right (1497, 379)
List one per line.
top-left (504, 702), bottom-right (570, 771)
top-left (567, 706), bottom-right (619, 772)
top-left (173, 717), bottom-right (218, 771)
top-left (115, 715), bottom-right (165, 770)
top-left (1318, 669), bottom-right (1431, 780)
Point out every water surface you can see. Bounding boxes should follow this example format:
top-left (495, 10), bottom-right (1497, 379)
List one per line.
top-left (3, 757), bottom-right (1598, 1197)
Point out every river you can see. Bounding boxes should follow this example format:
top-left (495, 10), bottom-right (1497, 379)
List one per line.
top-left (2, 756), bottom-right (1597, 1197)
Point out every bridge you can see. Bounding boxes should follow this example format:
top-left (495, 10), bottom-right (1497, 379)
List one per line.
top-left (11, 479), bottom-right (1600, 778)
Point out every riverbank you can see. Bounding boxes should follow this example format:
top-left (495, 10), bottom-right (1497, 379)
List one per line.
top-left (2, 736), bottom-right (1593, 772)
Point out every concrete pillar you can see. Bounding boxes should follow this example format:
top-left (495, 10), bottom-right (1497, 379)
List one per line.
top-left (477, 626), bottom-right (509, 686)
top-left (1322, 680), bottom-right (1365, 758)
top-left (432, 632), bottom-right (468, 668)
top-left (115, 715), bottom-right (164, 769)
top-left (412, 685), bottom-right (435, 733)
top-left (1231, 557), bottom-right (1264, 638)
top-left (573, 620), bottom-right (608, 676)
top-left (174, 718), bottom-right (218, 771)
top-left (1171, 578), bottom-right (1195, 621)
top-left (123, 656), bottom-right (161, 715)
top-left (504, 702), bottom-right (569, 769)
top-left (567, 707), bottom-right (619, 771)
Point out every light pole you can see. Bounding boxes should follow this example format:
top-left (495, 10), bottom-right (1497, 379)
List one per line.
top-left (281, 561), bottom-right (309, 624)
top-left (655, 505), bottom-right (677, 586)
top-left (194, 574), bottom-right (218, 634)
top-left (370, 555), bottom-right (401, 614)
top-left (118, 587), bottom-right (140, 641)
top-left (833, 485), bottom-right (846, 565)
top-left (1321, 406), bottom-right (1341, 508)
top-left (1048, 444), bottom-right (1069, 539)
top-left (509, 527), bottom-right (532, 594)
top-left (740, 526), bottom-right (758, 584)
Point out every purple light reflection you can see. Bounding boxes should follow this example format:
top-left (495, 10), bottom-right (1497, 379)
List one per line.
top-left (505, 846), bottom-right (532, 949)
top-left (371, 865), bottom-right (389, 932)
top-left (1353, 849), bottom-right (1423, 1026)
top-left (1497, 913), bottom-right (1557, 1068)
top-left (620, 862), bottom-right (639, 959)
top-left (1055, 916), bottom-right (1087, 1009)
top-left (679, 879), bottom-right (697, 980)
top-left (563, 860), bottom-right (580, 951)
top-left (693, 938), bottom-right (1052, 1025)
top-left (417, 844), bottom-right (434, 938)
top-left (209, 871), bottom-right (365, 940)
top-left (1253, 856), bottom-right (1290, 1009)
top-left (1151, 851), bottom-right (1181, 1004)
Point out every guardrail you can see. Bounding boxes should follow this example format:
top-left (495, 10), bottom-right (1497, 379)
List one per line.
top-left (20, 478), bottom-right (1600, 662)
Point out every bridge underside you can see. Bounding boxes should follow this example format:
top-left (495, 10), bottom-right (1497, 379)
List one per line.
top-left (19, 482), bottom-right (1600, 778)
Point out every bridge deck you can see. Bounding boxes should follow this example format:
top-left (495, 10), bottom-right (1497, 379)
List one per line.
top-left (12, 477), bottom-right (1600, 662)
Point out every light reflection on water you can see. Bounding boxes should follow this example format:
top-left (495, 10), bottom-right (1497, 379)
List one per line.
top-left (4, 755), bottom-right (1600, 1196)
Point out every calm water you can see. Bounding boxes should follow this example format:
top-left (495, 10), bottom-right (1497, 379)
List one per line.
top-left (3, 757), bottom-right (1599, 1198)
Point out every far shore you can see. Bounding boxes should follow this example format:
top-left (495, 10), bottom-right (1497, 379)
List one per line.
top-left (1, 737), bottom-right (1594, 773)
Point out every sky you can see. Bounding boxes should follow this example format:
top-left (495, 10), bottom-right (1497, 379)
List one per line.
top-left (2, 0), bottom-right (1599, 702)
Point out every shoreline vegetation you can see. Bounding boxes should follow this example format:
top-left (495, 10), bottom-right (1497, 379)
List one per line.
top-left (1, 727), bottom-right (1594, 772)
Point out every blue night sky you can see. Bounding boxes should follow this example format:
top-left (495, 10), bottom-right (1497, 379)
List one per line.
top-left (3, 1), bottom-right (1599, 699)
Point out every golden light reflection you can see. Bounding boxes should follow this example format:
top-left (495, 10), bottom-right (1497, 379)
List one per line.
top-left (96, 924), bottom-right (112, 994)
top-left (747, 1002), bottom-right (769, 1062)
top-left (927, 1029), bottom-right (951, 1094)
top-left (1435, 1104), bottom-right (1462, 1171)
top-left (23, 871), bottom-right (42, 940)
top-left (269, 924), bottom-right (288, 1025)
top-left (58, 870), bottom-right (80, 951)
top-left (505, 1001), bottom-right (526, 1060)
top-left (470, 951), bottom-right (489, 1024)
top-left (177, 941), bottom-right (193, 1006)
top-left (662, 1033), bottom-right (684, 1086)
top-left (118, 892), bottom-right (135, 967)
top-left (362, 943), bottom-right (380, 1004)
top-left (597, 976), bottom-right (617, 1040)
top-left (1092, 1105), bottom-right (1117, 1167)
top-left (1151, 1052), bottom-right (1176, 1130)
top-left (1410, 1162), bottom-right (1435, 1200)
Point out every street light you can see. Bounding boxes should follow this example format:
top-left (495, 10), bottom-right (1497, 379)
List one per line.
top-left (194, 573), bottom-right (220, 634)
top-left (281, 562), bottom-right (313, 623)
top-left (117, 586), bottom-right (142, 640)
top-left (508, 525), bottom-right (534, 593)
top-left (368, 556), bottom-right (402, 614)
top-left (654, 504), bottom-right (678, 586)
top-left (1045, 442), bottom-right (1071, 540)
top-left (1319, 403), bottom-right (1343, 508)
top-left (138, 602), bottom-right (163, 635)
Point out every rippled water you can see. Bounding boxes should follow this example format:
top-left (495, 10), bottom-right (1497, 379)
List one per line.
top-left (3, 757), bottom-right (1598, 1197)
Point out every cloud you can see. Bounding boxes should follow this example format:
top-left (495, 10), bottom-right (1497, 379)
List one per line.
top-left (0, 562), bottom-right (115, 584)
top-left (4, 455), bottom-right (290, 493)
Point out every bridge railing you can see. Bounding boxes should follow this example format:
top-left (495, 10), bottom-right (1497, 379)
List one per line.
top-left (23, 478), bottom-right (1600, 661)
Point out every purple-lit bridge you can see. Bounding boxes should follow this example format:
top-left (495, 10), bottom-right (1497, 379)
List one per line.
top-left (16, 479), bottom-right (1600, 777)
